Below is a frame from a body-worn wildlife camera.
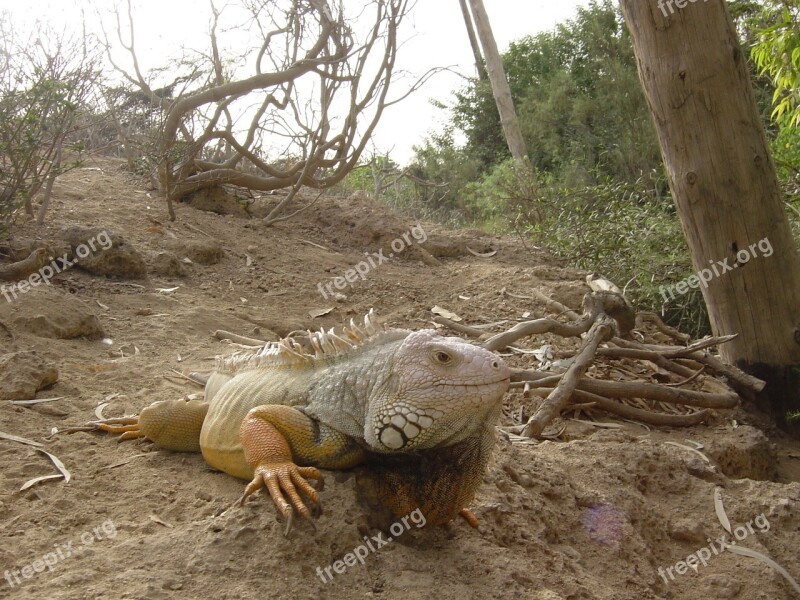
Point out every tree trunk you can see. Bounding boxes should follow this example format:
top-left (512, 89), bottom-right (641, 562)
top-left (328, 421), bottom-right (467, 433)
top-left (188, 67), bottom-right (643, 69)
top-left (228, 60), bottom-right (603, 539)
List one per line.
top-left (457, 0), bottom-right (486, 81)
top-left (619, 0), bottom-right (800, 430)
top-left (466, 0), bottom-right (527, 161)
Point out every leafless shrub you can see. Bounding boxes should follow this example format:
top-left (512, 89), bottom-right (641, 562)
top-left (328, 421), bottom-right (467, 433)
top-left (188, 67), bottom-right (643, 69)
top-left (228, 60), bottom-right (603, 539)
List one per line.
top-left (103, 0), bottom-right (438, 223)
top-left (0, 14), bottom-right (104, 231)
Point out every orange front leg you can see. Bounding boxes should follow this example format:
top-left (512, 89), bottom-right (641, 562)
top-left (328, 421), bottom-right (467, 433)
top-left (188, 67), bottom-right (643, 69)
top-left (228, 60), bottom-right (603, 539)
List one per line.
top-left (239, 405), bottom-right (366, 522)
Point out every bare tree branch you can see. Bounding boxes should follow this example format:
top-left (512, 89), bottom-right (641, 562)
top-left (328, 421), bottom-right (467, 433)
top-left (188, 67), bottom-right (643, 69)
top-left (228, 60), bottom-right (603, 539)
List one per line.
top-left (101, 0), bottom-right (425, 221)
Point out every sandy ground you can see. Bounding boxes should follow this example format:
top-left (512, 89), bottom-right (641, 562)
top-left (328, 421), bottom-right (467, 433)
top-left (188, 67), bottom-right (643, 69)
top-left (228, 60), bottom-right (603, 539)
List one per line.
top-left (0, 158), bottom-right (798, 600)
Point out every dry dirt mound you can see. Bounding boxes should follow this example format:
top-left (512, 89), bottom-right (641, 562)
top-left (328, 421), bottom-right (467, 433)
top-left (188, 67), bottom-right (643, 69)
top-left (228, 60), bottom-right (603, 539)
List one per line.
top-left (0, 158), bottom-right (798, 600)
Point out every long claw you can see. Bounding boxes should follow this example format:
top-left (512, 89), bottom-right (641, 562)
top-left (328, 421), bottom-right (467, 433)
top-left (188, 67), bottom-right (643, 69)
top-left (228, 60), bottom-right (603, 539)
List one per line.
top-left (241, 462), bottom-right (321, 524)
top-left (53, 416), bottom-right (141, 438)
top-left (284, 507), bottom-right (295, 537)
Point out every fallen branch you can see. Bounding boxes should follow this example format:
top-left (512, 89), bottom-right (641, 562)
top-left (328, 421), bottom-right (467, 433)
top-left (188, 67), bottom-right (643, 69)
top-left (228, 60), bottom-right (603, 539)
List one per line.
top-left (519, 314), bottom-right (617, 437)
top-left (483, 291), bottom-right (635, 352)
top-left (506, 388), bottom-right (709, 428)
top-left (511, 369), bottom-right (739, 409)
top-left (636, 311), bottom-right (691, 344)
top-left (213, 330), bottom-right (267, 346)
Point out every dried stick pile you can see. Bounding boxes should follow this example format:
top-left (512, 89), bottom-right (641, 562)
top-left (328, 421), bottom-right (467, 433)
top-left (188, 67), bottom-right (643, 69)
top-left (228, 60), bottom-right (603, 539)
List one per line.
top-left (433, 288), bottom-right (764, 439)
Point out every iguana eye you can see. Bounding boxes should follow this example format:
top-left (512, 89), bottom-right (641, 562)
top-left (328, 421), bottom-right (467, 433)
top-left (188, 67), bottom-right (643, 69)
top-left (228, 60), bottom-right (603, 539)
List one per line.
top-left (432, 350), bottom-right (452, 365)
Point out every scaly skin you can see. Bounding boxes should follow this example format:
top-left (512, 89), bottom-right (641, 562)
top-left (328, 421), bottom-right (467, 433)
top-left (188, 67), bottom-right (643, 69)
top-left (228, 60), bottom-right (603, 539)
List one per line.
top-left (94, 316), bottom-right (510, 527)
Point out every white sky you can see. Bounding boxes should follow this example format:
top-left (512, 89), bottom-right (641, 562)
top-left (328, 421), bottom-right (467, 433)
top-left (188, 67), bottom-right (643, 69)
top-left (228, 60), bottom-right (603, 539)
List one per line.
top-left (0, 0), bottom-right (592, 164)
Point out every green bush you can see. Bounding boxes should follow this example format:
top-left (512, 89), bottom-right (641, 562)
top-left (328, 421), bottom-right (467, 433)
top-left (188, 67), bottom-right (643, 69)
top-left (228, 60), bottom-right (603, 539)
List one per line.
top-left (461, 159), bottom-right (710, 335)
top-left (532, 173), bottom-right (709, 336)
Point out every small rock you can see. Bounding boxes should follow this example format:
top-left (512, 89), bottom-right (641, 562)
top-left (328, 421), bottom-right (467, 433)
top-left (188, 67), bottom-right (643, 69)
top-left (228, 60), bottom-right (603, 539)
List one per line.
top-left (59, 226), bottom-right (147, 279)
top-left (168, 239), bottom-right (224, 266)
top-left (700, 573), bottom-right (742, 599)
top-left (150, 252), bottom-right (187, 277)
top-left (704, 425), bottom-right (777, 480)
top-left (0, 351), bottom-right (58, 400)
top-left (669, 518), bottom-right (707, 544)
top-left (234, 526), bottom-right (257, 540)
top-left (162, 580), bottom-right (183, 591)
top-left (0, 286), bottom-right (104, 339)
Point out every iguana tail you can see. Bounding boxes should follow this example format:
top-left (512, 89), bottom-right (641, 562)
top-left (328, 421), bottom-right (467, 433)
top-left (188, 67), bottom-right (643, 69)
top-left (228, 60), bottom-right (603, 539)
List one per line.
top-left (137, 398), bottom-right (210, 452)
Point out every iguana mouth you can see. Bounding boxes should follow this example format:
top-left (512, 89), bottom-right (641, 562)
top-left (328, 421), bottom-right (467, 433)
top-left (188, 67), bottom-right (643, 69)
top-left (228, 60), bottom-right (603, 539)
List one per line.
top-left (432, 376), bottom-right (510, 388)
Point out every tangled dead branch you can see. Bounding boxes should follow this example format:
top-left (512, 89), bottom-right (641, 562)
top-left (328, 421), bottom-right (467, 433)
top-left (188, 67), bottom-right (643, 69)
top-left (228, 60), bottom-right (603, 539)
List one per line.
top-left (433, 290), bottom-right (763, 438)
top-left (104, 0), bottom-right (434, 222)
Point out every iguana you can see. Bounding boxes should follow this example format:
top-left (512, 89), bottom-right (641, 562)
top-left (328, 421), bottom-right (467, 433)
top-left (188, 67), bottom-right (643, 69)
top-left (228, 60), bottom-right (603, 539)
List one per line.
top-left (90, 311), bottom-right (510, 527)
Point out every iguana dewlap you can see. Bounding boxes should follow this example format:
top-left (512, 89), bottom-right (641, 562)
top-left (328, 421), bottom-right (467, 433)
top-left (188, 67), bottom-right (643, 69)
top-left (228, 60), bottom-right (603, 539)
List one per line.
top-left (97, 312), bottom-right (510, 526)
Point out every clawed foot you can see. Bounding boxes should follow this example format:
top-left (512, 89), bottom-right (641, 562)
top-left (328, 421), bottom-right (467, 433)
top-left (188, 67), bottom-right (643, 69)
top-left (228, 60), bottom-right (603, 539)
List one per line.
top-left (239, 461), bottom-right (322, 530)
top-left (52, 416), bottom-right (144, 441)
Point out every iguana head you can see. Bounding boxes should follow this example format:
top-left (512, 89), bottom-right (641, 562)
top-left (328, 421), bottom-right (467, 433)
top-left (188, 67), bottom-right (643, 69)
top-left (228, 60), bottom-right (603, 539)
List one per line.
top-left (365, 329), bottom-right (510, 452)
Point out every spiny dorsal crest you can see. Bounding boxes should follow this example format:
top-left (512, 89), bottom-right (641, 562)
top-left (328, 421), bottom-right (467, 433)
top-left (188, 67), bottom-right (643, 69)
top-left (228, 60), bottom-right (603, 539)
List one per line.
top-left (216, 309), bottom-right (386, 375)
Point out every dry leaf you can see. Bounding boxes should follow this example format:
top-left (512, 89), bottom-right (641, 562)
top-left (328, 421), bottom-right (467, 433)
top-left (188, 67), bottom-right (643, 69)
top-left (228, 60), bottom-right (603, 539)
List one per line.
top-left (99, 454), bottom-right (149, 470)
top-left (156, 287), bottom-right (180, 295)
top-left (665, 441), bottom-right (711, 464)
top-left (20, 474), bottom-right (63, 491)
top-left (10, 397), bottom-right (64, 406)
top-left (727, 546), bottom-right (800, 594)
top-left (0, 431), bottom-right (44, 447)
top-left (431, 306), bottom-right (462, 322)
top-left (466, 247), bottom-right (497, 258)
top-left (309, 307), bottom-right (334, 318)
top-left (149, 514), bottom-right (174, 528)
top-left (94, 403), bottom-right (109, 420)
top-left (38, 449), bottom-right (71, 483)
top-left (713, 487), bottom-right (732, 534)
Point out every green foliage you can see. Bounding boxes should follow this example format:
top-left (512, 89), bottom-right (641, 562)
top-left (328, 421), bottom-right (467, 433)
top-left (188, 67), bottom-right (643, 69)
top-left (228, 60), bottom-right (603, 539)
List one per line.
top-left (533, 174), bottom-right (709, 336)
top-left (445, 0), bottom-right (662, 186)
top-left (459, 158), bottom-right (540, 228)
top-left (460, 156), bottom-right (705, 332)
top-left (406, 129), bottom-right (484, 222)
top-left (751, 1), bottom-right (800, 127)
top-left (403, 0), bottom-right (800, 338)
